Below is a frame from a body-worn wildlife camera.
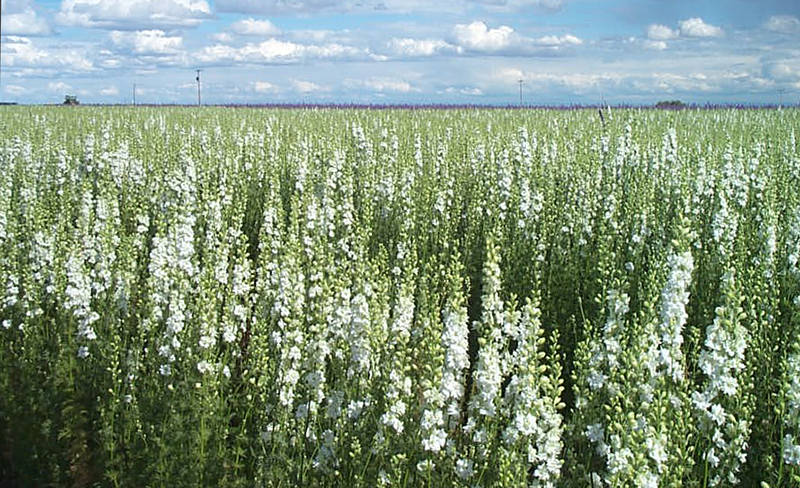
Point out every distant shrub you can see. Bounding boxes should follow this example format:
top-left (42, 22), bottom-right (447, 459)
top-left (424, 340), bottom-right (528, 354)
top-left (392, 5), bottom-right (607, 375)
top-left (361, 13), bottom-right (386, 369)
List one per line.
top-left (655, 100), bottom-right (685, 109)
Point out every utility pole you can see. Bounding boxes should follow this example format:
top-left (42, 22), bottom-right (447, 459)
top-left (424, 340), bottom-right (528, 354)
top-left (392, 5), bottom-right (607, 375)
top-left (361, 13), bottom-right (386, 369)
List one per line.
top-left (196, 69), bottom-right (202, 105)
top-left (518, 79), bottom-right (524, 106)
top-left (778, 88), bottom-right (787, 108)
top-left (133, 83), bottom-right (136, 106)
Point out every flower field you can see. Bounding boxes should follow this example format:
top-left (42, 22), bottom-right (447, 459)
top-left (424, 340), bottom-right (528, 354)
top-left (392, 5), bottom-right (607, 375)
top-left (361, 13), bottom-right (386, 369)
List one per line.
top-left (0, 106), bottom-right (799, 487)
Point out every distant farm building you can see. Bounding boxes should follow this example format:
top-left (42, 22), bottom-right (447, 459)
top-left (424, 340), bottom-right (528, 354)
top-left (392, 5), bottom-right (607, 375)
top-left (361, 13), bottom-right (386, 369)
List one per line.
top-left (63, 95), bottom-right (80, 105)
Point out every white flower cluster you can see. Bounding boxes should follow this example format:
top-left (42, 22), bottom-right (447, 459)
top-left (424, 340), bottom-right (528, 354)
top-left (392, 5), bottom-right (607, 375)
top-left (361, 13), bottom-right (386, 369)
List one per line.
top-left (468, 242), bottom-right (505, 419)
top-left (656, 250), bottom-right (694, 382)
top-left (391, 288), bottom-right (414, 343)
top-left (381, 261), bottom-right (416, 441)
top-left (787, 207), bottom-right (800, 278)
top-left (711, 192), bottom-right (738, 260)
top-left (31, 231), bottom-right (56, 296)
top-left (783, 350), bottom-right (800, 465)
top-left (711, 148), bottom-right (749, 261)
top-left (380, 370), bottom-right (410, 435)
top-left (502, 301), bottom-right (563, 486)
top-left (782, 273), bottom-right (800, 467)
top-left (419, 407), bottom-right (447, 453)
top-left (147, 155), bottom-right (199, 375)
top-left (90, 192), bottom-right (121, 297)
top-left (439, 299), bottom-right (469, 428)
top-left (0, 170), bottom-right (10, 243)
top-left (227, 258), bottom-right (252, 342)
top-left (691, 271), bottom-right (749, 486)
top-left (347, 290), bottom-right (371, 377)
top-left (496, 149), bottom-right (512, 222)
top-left (278, 336), bottom-right (303, 408)
top-left (587, 289), bottom-right (630, 394)
top-left (65, 254), bottom-right (97, 357)
top-left (312, 429), bottom-right (338, 473)
top-left (3, 272), bottom-right (18, 310)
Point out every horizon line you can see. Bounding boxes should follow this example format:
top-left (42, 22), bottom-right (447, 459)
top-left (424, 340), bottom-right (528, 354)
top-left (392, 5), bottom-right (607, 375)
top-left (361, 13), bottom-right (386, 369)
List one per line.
top-left (1, 102), bottom-right (797, 110)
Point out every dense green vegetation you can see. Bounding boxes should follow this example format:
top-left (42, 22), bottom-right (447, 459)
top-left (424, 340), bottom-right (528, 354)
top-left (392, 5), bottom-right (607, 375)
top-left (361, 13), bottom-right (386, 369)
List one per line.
top-left (1, 106), bottom-right (799, 487)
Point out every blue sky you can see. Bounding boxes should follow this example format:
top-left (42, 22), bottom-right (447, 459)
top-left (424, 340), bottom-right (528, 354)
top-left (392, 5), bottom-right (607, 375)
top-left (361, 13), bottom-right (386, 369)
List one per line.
top-left (2, 0), bottom-right (799, 105)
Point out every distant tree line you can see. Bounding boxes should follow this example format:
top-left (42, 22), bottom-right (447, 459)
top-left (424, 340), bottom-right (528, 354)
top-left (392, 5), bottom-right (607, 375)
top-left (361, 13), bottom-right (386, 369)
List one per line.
top-left (655, 100), bottom-right (685, 109)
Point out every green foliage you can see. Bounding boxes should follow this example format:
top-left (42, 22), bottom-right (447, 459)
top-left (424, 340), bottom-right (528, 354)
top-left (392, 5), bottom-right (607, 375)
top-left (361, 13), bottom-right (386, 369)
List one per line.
top-left (0, 106), bottom-right (798, 487)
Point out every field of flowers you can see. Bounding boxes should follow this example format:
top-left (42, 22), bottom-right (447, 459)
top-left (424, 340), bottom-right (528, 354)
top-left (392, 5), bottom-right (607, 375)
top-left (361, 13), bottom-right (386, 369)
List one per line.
top-left (0, 106), bottom-right (798, 487)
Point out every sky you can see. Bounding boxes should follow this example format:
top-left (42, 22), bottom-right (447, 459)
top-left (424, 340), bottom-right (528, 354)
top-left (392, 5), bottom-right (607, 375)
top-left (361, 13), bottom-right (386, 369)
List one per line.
top-left (1, 0), bottom-right (800, 105)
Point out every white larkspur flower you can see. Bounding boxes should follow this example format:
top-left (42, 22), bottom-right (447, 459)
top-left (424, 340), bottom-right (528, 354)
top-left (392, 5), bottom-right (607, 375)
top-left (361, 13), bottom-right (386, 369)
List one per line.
top-left (197, 360), bottom-right (214, 375)
top-left (347, 399), bottom-right (367, 422)
top-left (347, 291), bottom-right (371, 376)
top-left (637, 470), bottom-right (659, 488)
top-left (199, 334), bottom-right (216, 349)
top-left (782, 341), bottom-right (800, 466)
top-left (607, 444), bottom-right (633, 476)
top-left (422, 428), bottom-right (446, 453)
top-left (587, 370), bottom-right (607, 391)
top-left (692, 271), bottom-right (749, 485)
top-left (586, 423), bottom-right (605, 444)
top-left (440, 297), bottom-right (469, 426)
top-left (455, 458), bottom-right (474, 480)
top-left (783, 434), bottom-right (800, 465)
top-left (657, 250), bottom-right (693, 382)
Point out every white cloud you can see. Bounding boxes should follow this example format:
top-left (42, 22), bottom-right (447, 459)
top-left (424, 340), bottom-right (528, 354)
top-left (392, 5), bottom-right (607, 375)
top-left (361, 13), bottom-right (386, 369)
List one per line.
top-left (449, 21), bottom-right (581, 55)
top-left (679, 18), bottom-right (723, 38)
top-left (643, 40), bottom-right (668, 51)
top-left (453, 21), bottom-right (515, 52)
top-left (763, 62), bottom-right (800, 82)
top-left (110, 30), bottom-right (183, 54)
top-left (491, 68), bottom-right (624, 94)
top-left (57, 0), bottom-right (212, 29)
top-left (230, 18), bottom-right (281, 36)
top-left (471, 0), bottom-right (563, 11)
top-left (2, 0), bottom-right (51, 35)
top-left (388, 38), bottom-right (455, 57)
top-left (99, 53), bottom-right (123, 68)
top-left (252, 81), bottom-right (279, 93)
top-left (534, 73), bottom-right (620, 92)
top-left (764, 15), bottom-right (800, 34)
top-left (215, 0), bottom-right (563, 15)
top-left (4, 85), bottom-right (27, 96)
top-left (196, 39), bottom-right (368, 64)
top-left (212, 32), bottom-right (235, 43)
top-left (497, 67), bottom-right (525, 80)
top-left (100, 86), bottom-right (120, 96)
top-left (647, 24), bottom-right (678, 41)
top-left (348, 77), bottom-right (417, 92)
top-left (291, 80), bottom-right (325, 93)
top-left (288, 30), bottom-right (337, 42)
top-left (635, 72), bottom-right (716, 93)
top-left (445, 86), bottom-right (483, 95)
top-left (534, 34), bottom-right (582, 46)
top-left (48, 81), bottom-right (73, 93)
top-left (3, 36), bottom-right (94, 71)
top-left (216, 0), bottom-right (338, 15)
